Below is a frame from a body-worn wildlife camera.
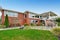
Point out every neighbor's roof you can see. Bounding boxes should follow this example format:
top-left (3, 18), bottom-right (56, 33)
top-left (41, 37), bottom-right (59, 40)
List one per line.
top-left (40, 11), bottom-right (57, 17)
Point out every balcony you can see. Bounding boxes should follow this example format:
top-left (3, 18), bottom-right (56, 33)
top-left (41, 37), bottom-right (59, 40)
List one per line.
top-left (40, 16), bottom-right (58, 20)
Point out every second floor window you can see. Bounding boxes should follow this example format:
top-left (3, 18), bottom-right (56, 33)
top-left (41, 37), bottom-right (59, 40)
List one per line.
top-left (40, 16), bottom-right (42, 19)
top-left (4, 11), bottom-right (18, 17)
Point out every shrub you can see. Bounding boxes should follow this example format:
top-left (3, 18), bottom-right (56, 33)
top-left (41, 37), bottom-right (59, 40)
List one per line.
top-left (56, 18), bottom-right (60, 26)
top-left (24, 23), bottom-right (28, 26)
top-left (0, 25), bottom-right (5, 28)
top-left (4, 14), bottom-right (9, 28)
top-left (31, 23), bottom-right (36, 26)
top-left (51, 28), bottom-right (60, 36)
top-left (56, 18), bottom-right (60, 22)
top-left (51, 28), bottom-right (60, 40)
top-left (58, 22), bottom-right (60, 26)
top-left (40, 23), bottom-right (43, 26)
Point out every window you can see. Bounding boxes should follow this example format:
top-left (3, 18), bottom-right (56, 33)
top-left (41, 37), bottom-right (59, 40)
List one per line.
top-left (30, 20), bottom-right (37, 23)
top-left (35, 16), bottom-right (39, 18)
top-left (29, 13), bottom-right (35, 18)
top-left (40, 16), bottom-right (42, 19)
top-left (4, 11), bottom-right (18, 17)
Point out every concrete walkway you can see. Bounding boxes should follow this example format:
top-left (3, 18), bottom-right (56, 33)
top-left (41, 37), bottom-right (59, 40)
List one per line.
top-left (31, 26), bottom-right (51, 30)
top-left (0, 27), bottom-right (20, 31)
top-left (0, 26), bottom-right (58, 31)
top-left (30, 26), bottom-right (58, 30)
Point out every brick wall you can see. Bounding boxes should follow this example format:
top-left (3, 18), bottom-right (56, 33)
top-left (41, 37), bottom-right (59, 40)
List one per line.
top-left (1, 10), bottom-right (41, 27)
top-left (25, 11), bottom-right (40, 26)
top-left (1, 10), bottom-right (4, 24)
top-left (1, 10), bottom-right (25, 27)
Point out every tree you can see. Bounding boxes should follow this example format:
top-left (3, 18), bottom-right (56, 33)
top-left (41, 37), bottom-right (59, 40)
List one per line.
top-left (56, 18), bottom-right (60, 26)
top-left (4, 14), bottom-right (9, 28)
top-left (56, 18), bottom-right (60, 22)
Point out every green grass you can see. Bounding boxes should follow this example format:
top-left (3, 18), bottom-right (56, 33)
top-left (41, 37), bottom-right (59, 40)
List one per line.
top-left (0, 29), bottom-right (58, 40)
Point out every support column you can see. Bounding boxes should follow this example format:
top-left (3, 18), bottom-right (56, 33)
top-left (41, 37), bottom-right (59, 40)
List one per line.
top-left (1, 10), bottom-right (4, 24)
top-left (44, 20), bottom-right (47, 26)
top-left (25, 11), bottom-right (30, 25)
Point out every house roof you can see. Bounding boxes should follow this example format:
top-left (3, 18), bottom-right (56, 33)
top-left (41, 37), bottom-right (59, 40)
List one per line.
top-left (0, 8), bottom-right (23, 14)
top-left (24, 11), bottom-right (40, 15)
top-left (29, 12), bottom-right (39, 15)
top-left (40, 11), bottom-right (57, 17)
top-left (0, 8), bottom-right (57, 16)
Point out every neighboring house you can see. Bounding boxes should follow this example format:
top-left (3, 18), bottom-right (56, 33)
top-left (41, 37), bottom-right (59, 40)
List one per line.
top-left (0, 8), bottom-right (58, 27)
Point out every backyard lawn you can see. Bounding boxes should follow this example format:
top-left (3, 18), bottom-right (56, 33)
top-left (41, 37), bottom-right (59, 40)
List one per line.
top-left (0, 29), bottom-right (58, 40)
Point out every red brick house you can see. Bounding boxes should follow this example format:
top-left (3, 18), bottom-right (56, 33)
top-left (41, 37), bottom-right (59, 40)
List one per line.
top-left (0, 8), bottom-right (57, 27)
top-left (0, 9), bottom-right (40, 27)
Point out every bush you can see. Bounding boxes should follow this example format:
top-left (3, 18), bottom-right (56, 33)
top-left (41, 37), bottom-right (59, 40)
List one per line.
top-left (56, 18), bottom-right (60, 22)
top-left (4, 14), bottom-right (9, 28)
top-left (58, 22), bottom-right (60, 26)
top-left (56, 18), bottom-right (60, 26)
top-left (51, 28), bottom-right (60, 36)
top-left (0, 25), bottom-right (5, 28)
top-left (24, 23), bottom-right (28, 26)
top-left (31, 23), bottom-right (36, 26)
top-left (39, 23), bottom-right (43, 26)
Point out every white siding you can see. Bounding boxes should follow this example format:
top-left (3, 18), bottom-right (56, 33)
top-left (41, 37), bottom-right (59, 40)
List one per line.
top-left (29, 13), bottom-right (35, 18)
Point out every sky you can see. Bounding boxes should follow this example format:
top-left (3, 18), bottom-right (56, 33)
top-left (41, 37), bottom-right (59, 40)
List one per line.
top-left (0, 0), bottom-right (60, 16)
